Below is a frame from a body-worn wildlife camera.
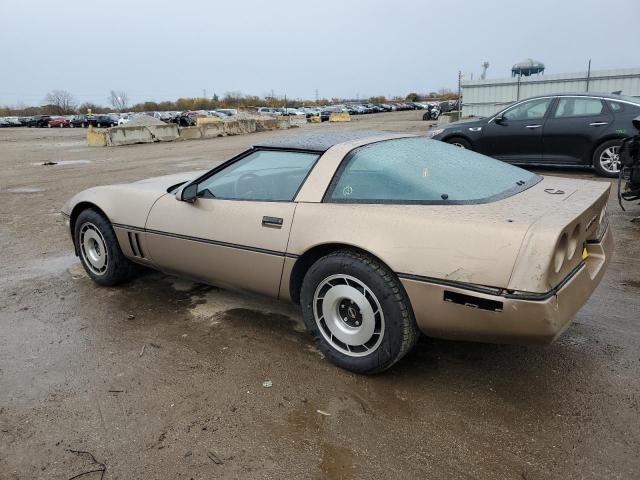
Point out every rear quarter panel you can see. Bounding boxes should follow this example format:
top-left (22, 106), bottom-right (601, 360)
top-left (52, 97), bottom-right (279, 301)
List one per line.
top-left (287, 202), bottom-right (529, 288)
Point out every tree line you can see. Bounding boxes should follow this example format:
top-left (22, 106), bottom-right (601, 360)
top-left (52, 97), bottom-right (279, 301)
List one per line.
top-left (0, 88), bottom-right (458, 116)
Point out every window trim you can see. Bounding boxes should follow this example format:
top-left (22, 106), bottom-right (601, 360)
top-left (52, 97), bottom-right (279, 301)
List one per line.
top-left (186, 146), bottom-right (323, 203)
top-left (551, 97), bottom-right (608, 119)
top-left (321, 138), bottom-right (542, 205)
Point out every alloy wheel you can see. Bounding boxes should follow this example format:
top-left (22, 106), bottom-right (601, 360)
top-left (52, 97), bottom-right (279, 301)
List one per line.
top-left (313, 274), bottom-right (385, 357)
top-left (79, 222), bottom-right (108, 275)
top-left (599, 146), bottom-right (621, 173)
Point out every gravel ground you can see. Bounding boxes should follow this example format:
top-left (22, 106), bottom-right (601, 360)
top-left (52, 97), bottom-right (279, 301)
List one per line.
top-left (0, 111), bottom-right (639, 479)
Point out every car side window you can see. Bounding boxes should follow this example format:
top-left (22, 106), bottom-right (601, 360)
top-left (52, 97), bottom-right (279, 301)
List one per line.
top-left (196, 150), bottom-right (319, 201)
top-left (554, 98), bottom-right (604, 117)
top-left (502, 98), bottom-right (552, 121)
top-left (607, 101), bottom-right (624, 113)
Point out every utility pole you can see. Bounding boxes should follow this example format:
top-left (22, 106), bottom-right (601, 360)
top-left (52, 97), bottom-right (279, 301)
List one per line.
top-left (586, 59), bottom-right (592, 92)
top-left (203, 89), bottom-right (207, 99)
top-left (315, 88), bottom-right (319, 103)
top-left (457, 70), bottom-right (463, 121)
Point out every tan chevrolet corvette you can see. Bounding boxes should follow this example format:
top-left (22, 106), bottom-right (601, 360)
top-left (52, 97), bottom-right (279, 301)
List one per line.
top-left (62, 132), bottom-right (613, 373)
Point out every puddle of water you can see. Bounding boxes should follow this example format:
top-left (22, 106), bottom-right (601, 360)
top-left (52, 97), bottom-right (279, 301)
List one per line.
top-left (6, 187), bottom-right (44, 193)
top-left (32, 160), bottom-right (92, 166)
top-left (31, 255), bottom-right (79, 276)
top-left (320, 442), bottom-right (355, 480)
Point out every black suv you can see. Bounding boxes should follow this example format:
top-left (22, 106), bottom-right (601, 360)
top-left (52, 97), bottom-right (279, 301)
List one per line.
top-left (429, 93), bottom-right (640, 177)
top-left (70, 115), bottom-right (90, 128)
top-left (87, 114), bottom-right (118, 128)
top-left (24, 115), bottom-right (52, 128)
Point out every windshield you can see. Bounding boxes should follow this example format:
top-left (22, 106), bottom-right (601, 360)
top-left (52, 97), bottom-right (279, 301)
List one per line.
top-left (327, 137), bottom-right (540, 204)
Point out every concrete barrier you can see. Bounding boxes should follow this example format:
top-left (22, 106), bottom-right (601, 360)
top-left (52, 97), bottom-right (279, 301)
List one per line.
top-left (289, 115), bottom-right (308, 127)
top-left (147, 124), bottom-right (179, 141)
top-left (276, 118), bottom-right (291, 130)
top-left (329, 112), bottom-right (351, 122)
top-left (196, 117), bottom-right (221, 126)
top-left (224, 119), bottom-right (256, 135)
top-left (256, 118), bottom-right (278, 131)
top-left (309, 115), bottom-right (322, 123)
top-left (108, 126), bottom-right (155, 146)
top-left (202, 122), bottom-right (225, 138)
top-left (178, 126), bottom-right (203, 140)
top-left (87, 127), bottom-right (108, 147)
top-left (89, 115), bottom-right (300, 146)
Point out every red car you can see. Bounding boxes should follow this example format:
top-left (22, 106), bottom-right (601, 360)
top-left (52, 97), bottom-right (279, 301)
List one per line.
top-left (48, 117), bottom-right (70, 128)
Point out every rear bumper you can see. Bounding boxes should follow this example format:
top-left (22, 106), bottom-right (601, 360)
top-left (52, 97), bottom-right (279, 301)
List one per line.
top-left (401, 226), bottom-right (613, 344)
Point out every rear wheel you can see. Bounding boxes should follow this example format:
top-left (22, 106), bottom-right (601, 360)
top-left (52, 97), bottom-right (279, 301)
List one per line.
top-left (74, 209), bottom-right (140, 286)
top-left (593, 139), bottom-right (622, 177)
top-left (300, 250), bottom-right (419, 374)
top-left (446, 136), bottom-right (472, 149)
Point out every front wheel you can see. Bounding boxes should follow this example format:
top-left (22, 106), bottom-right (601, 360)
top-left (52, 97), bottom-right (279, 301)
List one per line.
top-left (593, 140), bottom-right (622, 177)
top-left (300, 250), bottom-right (419, 374)
top-left (74, 209), bottom-right (140, 286)
top-left (446, 137), bottom-right (472, 149)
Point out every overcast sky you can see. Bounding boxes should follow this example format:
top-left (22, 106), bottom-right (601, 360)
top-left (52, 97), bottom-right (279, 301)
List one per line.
top-left (1, 0), bottom-right (639, 106)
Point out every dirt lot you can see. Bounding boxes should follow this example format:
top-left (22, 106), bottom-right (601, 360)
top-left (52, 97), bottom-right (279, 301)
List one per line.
top-left (1, 111), bottom-right (639, 479)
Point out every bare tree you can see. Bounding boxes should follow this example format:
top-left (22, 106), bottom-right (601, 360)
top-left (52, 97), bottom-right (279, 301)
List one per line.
top-left (44, 90), bottom-right (76, 114)
top-left (109, 90), bottom-right (129, 112)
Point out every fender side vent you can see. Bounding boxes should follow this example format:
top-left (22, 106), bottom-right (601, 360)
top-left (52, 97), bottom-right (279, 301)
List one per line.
top-left (443, 290), bottom-right (503, 312)
top-left (127, 232), bottom-right (146, 259)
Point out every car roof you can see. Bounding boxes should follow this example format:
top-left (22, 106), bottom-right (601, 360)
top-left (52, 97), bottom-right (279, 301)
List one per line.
top-left (520, 92), bottom-right (638, 102)
top-left (254, 131), bottom-right (403, 152)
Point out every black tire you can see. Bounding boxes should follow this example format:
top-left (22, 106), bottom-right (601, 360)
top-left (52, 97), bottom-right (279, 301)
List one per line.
top-left (592, 139), bottom-right (622, 178)
top-left (74, 209), bottom-right (139, 286)
top-left (422, 112), bottom-right (429, 121)
top-left (300, 250), bottom-right (420, 374)
top-left (446, 136), bottom-right (472, 150)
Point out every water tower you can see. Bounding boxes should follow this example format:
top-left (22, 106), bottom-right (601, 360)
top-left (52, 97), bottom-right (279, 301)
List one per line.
top-left (511, 59), bottom-right (545, 77)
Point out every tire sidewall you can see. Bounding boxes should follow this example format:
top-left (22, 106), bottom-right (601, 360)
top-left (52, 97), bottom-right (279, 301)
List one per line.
top-left (593, 139), bottom-right (622, 178)
top-left (300, 253), bottom-right (412, 373)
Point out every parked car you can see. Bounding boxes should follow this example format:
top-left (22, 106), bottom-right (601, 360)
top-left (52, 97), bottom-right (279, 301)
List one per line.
top-left (47, 116), bottom-right (70, 128)
top-left (71, 115), bottom-right (92, 128)
top-left (216, 109), bottom-right (238, 116)
top-left (429, 93), bottom-right (640, 177)
top-left (117, 114), bottom-right (134, 125)
top-left (87, 114), bottom-right (118, 128)
top-left (63, 131), bottom-right (611, 374)
top-left (0, 117), bottom-right (21, 127)
top-left (25, 115), bottom-right (52, 127)
top-left (256, 107), bottom-right (282, 116)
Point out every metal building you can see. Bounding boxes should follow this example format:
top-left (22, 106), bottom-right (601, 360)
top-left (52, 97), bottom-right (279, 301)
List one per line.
top-left (462, 68), bottom-right (640, 117)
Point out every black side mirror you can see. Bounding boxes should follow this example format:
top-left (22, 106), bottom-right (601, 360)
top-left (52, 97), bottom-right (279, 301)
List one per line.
top-left (177, 183), bottom-right (198, 202)
top-left (494, 115), bottom-right (506, 124)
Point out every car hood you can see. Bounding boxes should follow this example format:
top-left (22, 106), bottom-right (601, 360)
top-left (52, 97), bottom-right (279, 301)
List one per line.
top-left (442, 117), bottom-right (487, 129)
top-left (133, 170), bottom-right (206, 191)
top-left (62, 170), bottom-right (206, 227)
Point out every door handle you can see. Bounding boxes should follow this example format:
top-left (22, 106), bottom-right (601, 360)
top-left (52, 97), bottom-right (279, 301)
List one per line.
top-left (262, 216), bottom-right (283, 228)
top-left (525, 124), bottom-right (542, 129)
top-left (589, 122), bottom-right (608, 126)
